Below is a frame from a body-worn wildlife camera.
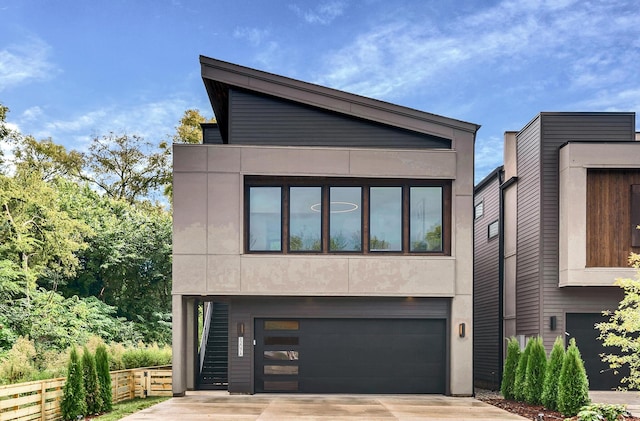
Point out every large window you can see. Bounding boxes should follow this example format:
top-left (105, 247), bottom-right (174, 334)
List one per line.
top-left (245, 177), bottom-right (450, 255)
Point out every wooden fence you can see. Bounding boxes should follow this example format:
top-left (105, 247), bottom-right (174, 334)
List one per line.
top-left (0, 366), bottom-right (172, 421)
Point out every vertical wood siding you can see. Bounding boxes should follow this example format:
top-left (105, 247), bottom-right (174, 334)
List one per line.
top-left (587, 169), bottom-right (640, 267)
top-left (473, 174), bottom-right (501, 388)
top-left (228, 89), bottom-right (452, 149)
top-left (538, 114), bottom-right (635, 350)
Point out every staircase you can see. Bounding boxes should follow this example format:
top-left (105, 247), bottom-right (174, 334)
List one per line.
top-left (199, 302), bottom-right (229, 389)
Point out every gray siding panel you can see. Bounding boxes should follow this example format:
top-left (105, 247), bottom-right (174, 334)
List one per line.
top-left (537, 113), bottom-right (634, 350)
top-left (228, 89), bottom-right (452, 149)
top-left (473, 174), bottom-right (501, 388)
top-left (516, 116), bottom-right (542, 336)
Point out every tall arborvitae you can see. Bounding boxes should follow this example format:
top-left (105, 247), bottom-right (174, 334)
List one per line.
top-left (96, 344), bottom-right (113, 412)
top-left (557, 338), bottom-right (590, 416)
top-left (541, 336), bottom-right (565, 411)
top-left (501, 337), bottom-right (521, 400)
top-left (513, 338), bottom-right (532, 401)
top-left (82, 346), bottom-right (103, 415)
top-left (524, 337), bottom-right (547, 404)
top-left (61, 347), bottom-right (87, 420)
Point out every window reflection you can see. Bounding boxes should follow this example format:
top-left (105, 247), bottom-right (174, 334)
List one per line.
top-left (264, 351), bottom-right (299, 360)
top-left (410, 187), bottom-right (443, 252)
top-left (249, 187), bottom-right (282, 251)
top-left (289, 187), bottom-right (321, 251)
top-left (329, 187), bottom-right (361, 251)
top-left (370, 187), bottom-right (402, 251)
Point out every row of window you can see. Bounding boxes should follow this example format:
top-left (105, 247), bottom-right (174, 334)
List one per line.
top-left (246, 177), bottom-right (450, 254)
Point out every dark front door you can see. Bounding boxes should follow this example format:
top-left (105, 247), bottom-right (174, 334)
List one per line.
top-left (254, 318), bottom-right (446, 393)
top-left (566, 313), bottom-right (628, 390)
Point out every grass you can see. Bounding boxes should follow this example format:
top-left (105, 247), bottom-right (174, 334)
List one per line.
top-left (88, 396), bottom-right (170, 420)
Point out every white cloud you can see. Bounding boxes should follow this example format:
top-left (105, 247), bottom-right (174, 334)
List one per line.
top-left (233, 27), bottom-right (271, 47)
top-left (475, 135), bottom-right (504, 183)
top-left (27, 98), bottom-right (193, 150)
top-left (290, 1), bottom-right (346, 25)
top-left (312, 0), bottom-right (640, 102)
top-left (0, 37), bottom-right (58, 91)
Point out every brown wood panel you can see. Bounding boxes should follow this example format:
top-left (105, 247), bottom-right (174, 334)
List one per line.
top-left (587, 169), bottom-right (640, 267)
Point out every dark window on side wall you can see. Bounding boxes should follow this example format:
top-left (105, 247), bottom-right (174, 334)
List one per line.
top-left (488, 220), bottom-right (499, 239)
top-left (474, 201), bottom-right (484, 219)
top-left (245, 177), bottom-right (450, 255)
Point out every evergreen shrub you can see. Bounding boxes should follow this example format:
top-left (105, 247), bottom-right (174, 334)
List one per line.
top-left (96, 344), bottom-right (112, 412)
top-left (513, 337), bottom-right (532, 401)
top-left (501, 337), bottom-right (520, 400)
top-left (525, 336), bottom-right (547, 404)
top-left (541, 336), bottom-right (565, 411)
top-left (60, 347), bottom-right (86, 420)
top-left (558, 338), bottom-right (590, 416)
top-left (82, 346), bottom-right (102, 415)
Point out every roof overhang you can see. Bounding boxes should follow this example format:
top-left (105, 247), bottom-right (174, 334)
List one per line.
top-left (200, 55), bottom-right (480, 144)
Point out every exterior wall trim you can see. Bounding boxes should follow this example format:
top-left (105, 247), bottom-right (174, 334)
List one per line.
top-left (559, 142), bottom-right (640, 286)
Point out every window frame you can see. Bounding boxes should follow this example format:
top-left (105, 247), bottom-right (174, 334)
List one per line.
top-left (487, 219), bottom-right (499, 240)
top-left (244, 176), bottom-right (451, 256)
top-left (474, 201), bottom-right (484, 220)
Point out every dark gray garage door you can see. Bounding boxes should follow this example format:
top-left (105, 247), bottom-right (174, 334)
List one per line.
top-left (254, 318), bottom-right (446, 393)
top-left (566, 313), bottom-right (628, 390)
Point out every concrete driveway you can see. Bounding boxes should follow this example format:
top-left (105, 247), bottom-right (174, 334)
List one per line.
top-left (120, 391), bottom-right (526, 420)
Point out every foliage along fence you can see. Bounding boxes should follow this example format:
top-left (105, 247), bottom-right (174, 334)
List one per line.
top-left (0, 366), bottom-right (172, 421)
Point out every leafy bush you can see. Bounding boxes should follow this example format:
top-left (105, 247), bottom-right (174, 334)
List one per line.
top-left (577, 403), bottom-right (630, 421)
top-left (541, 336), bottom-right (565, 410)
top-left (596, 253), bottom-right (640, 390)
top-left (121, 343), bottom-right (171, 369)
top-left (513, 338), bottom-right (532, 401)
top-left (558, 338), bottom-right (590, 416)
top-left (61, 347), bottom-right (86, 420)
top-left (525, 336), bottom-right (547, 404)
top-left (0, 336), bottom-right (36, 384)
top-left (82, 346), bottom-right (102, 415)
top-left (501, 337), bottom-right (520, 400)
top-left (96, 344), bottom-right (112, 412)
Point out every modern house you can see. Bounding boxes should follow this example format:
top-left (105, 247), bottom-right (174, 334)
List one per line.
top-left (473, 112), bottom-right (640, 390)
top-left (172, 56), bottom-right (479, 396)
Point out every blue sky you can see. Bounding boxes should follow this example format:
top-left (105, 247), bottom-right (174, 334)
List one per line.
top-left (1, 0), bottom-right (639, 182)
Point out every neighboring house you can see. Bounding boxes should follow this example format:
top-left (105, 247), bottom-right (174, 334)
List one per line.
top-left (172, 56), bottom-right (479, 396)
top-left (473, 112), bottom-right (640, 390)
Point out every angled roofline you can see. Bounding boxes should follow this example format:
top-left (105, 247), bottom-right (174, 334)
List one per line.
top-left (474, 165), bottom-right (503, 193)
top-left (200, 55), bottom-right (480, 143)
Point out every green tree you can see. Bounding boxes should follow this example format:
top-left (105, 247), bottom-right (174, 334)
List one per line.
top-left (513, 337), bottom-right (532, 401)
top-left (541, 336), bottom-right (565, 411)
top-left (501, 337), bottom-right (520, 400)
top-left (173, 109), bottom-right (215, 144)
top-left (596, 252), bottom-right (640, 390)
top-left (0, 172), bottom-right (90, 305)
top-left (524, 336), bottom-right (547, 404)
top-left (11, 136), bottom-right (83, 182)
top-left (95, 344), bottom-right (112, 412)
top-left (82, 346), bottom-right (102, 414)
top-left (77, 132), bottom-right (170, 204)
top-left (60, 190), bottom-right (172, 344)
top-left (61, 347), bottom-right (86, 420)
top-left (557, 338), bottom-right (590, 416)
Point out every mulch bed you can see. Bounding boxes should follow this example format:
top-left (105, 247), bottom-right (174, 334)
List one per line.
top-left (478, 396), bottom-right (640, 421)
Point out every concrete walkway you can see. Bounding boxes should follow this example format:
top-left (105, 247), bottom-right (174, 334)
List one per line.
top-left (120, 392), bottom-right (527, 420)
top-left (590, 390), bottom-right (640, 417)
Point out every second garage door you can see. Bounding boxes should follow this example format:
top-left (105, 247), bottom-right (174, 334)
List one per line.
top-left (255, 318), bottom-right (446, 394)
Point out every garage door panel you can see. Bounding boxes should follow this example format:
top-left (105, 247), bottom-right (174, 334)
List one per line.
top-left (567, 313), bottom-right (628, 390)
top-left (255, 318), bottom-right (446, 393)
